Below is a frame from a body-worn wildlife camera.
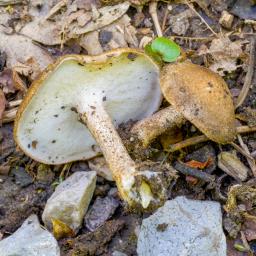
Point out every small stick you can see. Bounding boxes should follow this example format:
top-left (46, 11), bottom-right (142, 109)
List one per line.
top-left (2, 107), bottom-right (18, 123)
top-left (230, 142), bottom-right (254, 161)
top-left (237, 134), bottom-right (256, 177)
top-left (7, 99), bottom-right (22, 108)
top-left (236, 37), bottom-right (256, 108)
top-left (167, 125), bottom-right (256, 152)
top-left (161, 3), bottom-right (169, 32)
top-left (167, 135), bottom-right (208, 152)
top-left (149, 1), bottom-right (163, 37)
top-left (173, 161), bottom-right (215, 183)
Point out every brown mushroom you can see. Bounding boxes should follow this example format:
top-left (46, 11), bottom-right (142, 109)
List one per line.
top-left (130, 61), bottom-right (236, 147)
top-left (14, 49), bottom-right (176, 210)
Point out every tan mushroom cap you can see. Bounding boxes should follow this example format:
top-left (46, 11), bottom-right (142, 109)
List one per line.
top-left (14, 48), bottom-right (161, 164)
top-left (160, 62), bottom-right (236, 143)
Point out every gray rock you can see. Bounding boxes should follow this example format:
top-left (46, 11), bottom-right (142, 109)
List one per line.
top-left (85, 196), bottom-right (119, 231)
top-left (137, 196), bottom-right (226, 256)
top-left (10, 166), bottom-right (33, 187)
top-left (0, 214), bottom-right (60, 256)
top-left (112, 251), bottom-right (128, 256)
top-left (42, 171), bottom-right (96, 233)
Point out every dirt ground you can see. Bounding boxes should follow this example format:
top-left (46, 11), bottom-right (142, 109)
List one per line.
top-left (1, 0), bottom-right (256, 255)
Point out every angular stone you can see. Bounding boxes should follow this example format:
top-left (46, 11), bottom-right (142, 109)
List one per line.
top-left (42, 171), bottom-right (96, 233)
top-left (0, 215), bottom-right (60, 256)
top-left (84, 196), bottom-right (119, 231)
top-left (137, 196), bottom-right (226, 256)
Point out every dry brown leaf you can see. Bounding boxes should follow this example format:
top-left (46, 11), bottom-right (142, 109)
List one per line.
top-left (0, 69), bottom-right (15, 93)
top-left (0, 33), bottom-right (53, 78)
top-left (198, 36), bottom-right (245, 75)
top-left (98, 14), bottom-right (138, 51)
top-left (68, 2), bottom-right (130, 37)
top-left (79, 31), bottom-right (103, 55)
top-left (168, 9), bottom-right (194, 36)
top-left (0, 89), bottom-right (6, 120)
top-left (20, 18), bottom-right (63, 45)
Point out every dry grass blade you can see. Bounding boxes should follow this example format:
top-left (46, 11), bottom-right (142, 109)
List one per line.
top-left (44, 0), bottom-right (68, 21)
top-left (185, 0), bottom-right (218, 37)
top-left (230, 142), bottom-right (254, 161)
top-left (2, 107), bottom-right (17, 123)
top-left (236, 37), bottom-right (256, 108)
top-left (237, 134), bottom-right (256, 177)
top-left (149, 2), bottom-right (163, 37)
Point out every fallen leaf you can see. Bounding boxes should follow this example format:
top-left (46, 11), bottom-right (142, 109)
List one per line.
top-left (185, 157), bottom-right (212, 169)
top-left (20, 18), bottom-right (63, 45)
top-left (0, 32), bottom-right (53, 78)
top-left (198, 36), bottom-right (245, 75)
top-left (0, 89), bottom-right (6, 120)
top-left (79, 31), bottom-right (103, 55)
top-left (68, 2), bottom-right (130, 37)
top-left (0, 69), bottom-right (15, 93)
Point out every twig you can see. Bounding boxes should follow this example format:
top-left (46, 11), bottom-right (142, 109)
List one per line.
top-left (149, 2), bottom-right (163, 37)
top-left (230, 142), bottom-right (254, 161)
top-left (173, 160), bottom-right (215, 183)
top-left (185, 0), bottom-right (218, 37)
top-left (169, 35), bottom-right (214, 41)
top-left (167, 135), bottom-right (208, 152)
top-left (2, 107), bottom-right (17, 123)
top-left (236, 37), bottom-right (256, 108)
top-left (161, 3), bottom-right (169, 32)
top-left (7, 99), bottom-right (22, 108)
top-left (237, 134), bottom-right (256, 177)
top-left (43, 0), bottom-right (67, 21)
top-left (167, 125), bottom-right (256, 152)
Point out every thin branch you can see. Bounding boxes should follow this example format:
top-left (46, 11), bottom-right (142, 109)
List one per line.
top-left (230, 142), bottom-right (254, 161)
top-left (167, 125), bottom-right (256, 152)
top-left (237, 134), bottom-right (256, 177)
top-left (236, 37), bottom-right (256, 108)
top-left (149, 2), bottom-right (163, 37)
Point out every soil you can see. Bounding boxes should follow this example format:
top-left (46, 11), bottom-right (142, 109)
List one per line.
top-left (1, 0), bottom-right (256, 255)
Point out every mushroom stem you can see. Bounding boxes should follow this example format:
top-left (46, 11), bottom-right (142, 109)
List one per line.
top-left (131, 105), bottom-right (185, 147)
top-left (78, 100), bottom-right (169, 209)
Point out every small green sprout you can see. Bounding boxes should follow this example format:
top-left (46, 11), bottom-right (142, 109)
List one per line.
top-left (145, 37), bottom-right (181, 63)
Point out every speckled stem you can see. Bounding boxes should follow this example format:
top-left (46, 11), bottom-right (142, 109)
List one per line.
top-left (131, 105), bottom-right (185, 147)
top-left (78, 101), bottom-right (151, 207)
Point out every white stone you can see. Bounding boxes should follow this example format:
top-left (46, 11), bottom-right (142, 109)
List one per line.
top-left (42, 171), bottom-right (96, 232)
top-left (0, 215), bottom-right (60, 256)
top-left (137, 196), bottom-right (226, 256)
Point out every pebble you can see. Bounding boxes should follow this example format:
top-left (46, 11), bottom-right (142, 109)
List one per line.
top-left (42, 171), bottom-right (96, 233)
top-left (10, 167), bottom-right (33, 188)
top-left (137, 196), bottom-right (226, 256)
top-left (0, 215), bottom-right (60, 256)
top-left (84, 196), bottom-right (119, 231)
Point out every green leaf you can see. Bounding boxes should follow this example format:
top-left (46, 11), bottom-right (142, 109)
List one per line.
top-left (145, 43), bottom-right (163, 64)
top-left (145, 37), bottom-right (181, 63)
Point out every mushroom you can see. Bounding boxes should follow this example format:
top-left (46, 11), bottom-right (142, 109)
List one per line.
top-left (14, 49), bottom-right (176, 210)
top-left (130, 61), bottom-right (236, 146)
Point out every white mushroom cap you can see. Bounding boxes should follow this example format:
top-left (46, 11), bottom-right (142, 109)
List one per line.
top-left (14, 49), bottom-right (161, 164)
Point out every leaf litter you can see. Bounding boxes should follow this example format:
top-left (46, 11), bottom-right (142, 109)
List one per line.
top-left (0, 0), bottom-right (256, 255)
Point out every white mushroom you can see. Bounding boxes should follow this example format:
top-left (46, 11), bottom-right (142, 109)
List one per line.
top-left (14, 49), bottom-right (175, 210)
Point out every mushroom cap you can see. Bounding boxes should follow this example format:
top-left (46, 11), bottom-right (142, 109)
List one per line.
top-left (160, 62), bottom-right (236, 143)
top-left (14, 49), bottom-right (161, 164)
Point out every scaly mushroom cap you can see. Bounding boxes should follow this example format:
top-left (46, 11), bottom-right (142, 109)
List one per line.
top-left (160, 62), bottom-right (236, 143)
top-left (14, 49), bottom-right (161, 164)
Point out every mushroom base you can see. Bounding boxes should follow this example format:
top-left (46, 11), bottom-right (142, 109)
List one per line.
top-left (78, 101), bottom-right (177, 211)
